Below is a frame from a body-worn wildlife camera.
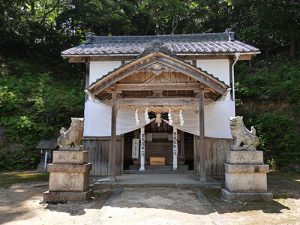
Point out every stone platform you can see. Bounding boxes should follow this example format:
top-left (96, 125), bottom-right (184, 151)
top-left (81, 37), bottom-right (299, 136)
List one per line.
top-left (125, 165), bottom-right (190, 174)
top-left (43, 150), bottom-right (93, 202)
top-left (222, 150), bottom-right (273, 201)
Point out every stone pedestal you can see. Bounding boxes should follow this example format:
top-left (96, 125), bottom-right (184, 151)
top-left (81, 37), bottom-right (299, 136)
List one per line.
top-left (222, 150), bottom-right (273, 201)
top-left (43, 150), bottom-right (93, 202)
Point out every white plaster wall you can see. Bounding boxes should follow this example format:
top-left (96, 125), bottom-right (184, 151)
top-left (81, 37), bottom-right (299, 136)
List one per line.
top-left (89, 61), bottom-right (122, 85)
top-left (84, 61), bottom-right (122, 136)
top-left (196, 59), bottom-right (230, 85)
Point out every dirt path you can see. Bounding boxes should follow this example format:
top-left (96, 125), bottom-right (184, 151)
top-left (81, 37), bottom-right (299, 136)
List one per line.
top-left (0, 173), bottom-right (299, 225)
top-left (0, 185), bottom-right (220, 225)
top-left (97, 188), bottom-right (220, 225)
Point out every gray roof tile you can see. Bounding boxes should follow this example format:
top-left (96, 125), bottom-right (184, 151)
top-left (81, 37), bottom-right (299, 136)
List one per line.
top-left (62, 31), bottom-right (260, 56)
top-left (36, 139), bottom-right (58, 150)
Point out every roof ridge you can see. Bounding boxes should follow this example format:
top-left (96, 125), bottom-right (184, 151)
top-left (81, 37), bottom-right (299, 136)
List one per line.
top-left (61, 29), bottom-right (260, 56)
top-left (85, 30), bottom-right (233, 44)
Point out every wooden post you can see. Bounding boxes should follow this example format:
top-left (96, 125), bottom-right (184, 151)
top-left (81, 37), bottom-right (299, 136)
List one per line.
top-left (139, 127), bottom-right (145, 171)
top-left (173, 127), bottom-right (178, 170)
top-left (109, 91), bottom-right (117, 176)
top-left (199, 90), bottom-right (206, 181)
top-left (180, 131), bottom-right (185, 163)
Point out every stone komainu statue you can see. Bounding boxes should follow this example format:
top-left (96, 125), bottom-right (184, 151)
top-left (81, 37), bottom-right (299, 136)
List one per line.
top-left (57, 118), bottom-right (84, 149)
top-left (229, 116), bottom-right (259, 151)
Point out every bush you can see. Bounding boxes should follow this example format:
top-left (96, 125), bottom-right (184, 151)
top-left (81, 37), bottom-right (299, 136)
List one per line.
top-left (253, 112), bottom-right (298, 169)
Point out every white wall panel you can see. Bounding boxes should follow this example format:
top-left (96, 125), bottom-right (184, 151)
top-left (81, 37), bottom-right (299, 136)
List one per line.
top-left (196, 59), bottom-right (230, 85)
top-left (89, 61), bottom-right (122, 85)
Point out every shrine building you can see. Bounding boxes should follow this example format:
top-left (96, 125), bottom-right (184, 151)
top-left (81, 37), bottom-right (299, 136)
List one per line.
top-left (62, 29), bottom-right (260, 181)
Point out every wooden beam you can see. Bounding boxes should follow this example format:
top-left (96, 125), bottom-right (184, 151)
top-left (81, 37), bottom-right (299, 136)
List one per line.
top-left (199, 90), bottom-right (206, 181)
top-left (115, 83), bottom-right (201, 91)
top-left (108, 91), bottom-right (117, 176)
top-left (144, 73), bottom-right (157, 83)
top-left (117, 97), bottom-right (198, 106)
top-left (68, 57), bottom-right (86, 63)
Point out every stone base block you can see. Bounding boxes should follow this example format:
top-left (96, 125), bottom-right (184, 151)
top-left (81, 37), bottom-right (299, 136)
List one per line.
top-left (224, 163), bottom-right (269, 192)
top-left (53, 150), bottom-right (88, 164)
top-left (43, 189), bottom-right (93, 202)
top-left (226, 151), bottom-right (263, 164)
top-left (225, 164), bottom-right (269, 173)
top-left (225, 172), bottom-right (268, 192)
top-left (49, 170), bottom-right (90, 192)
top-left (47, 163), bottom-right (92, 173)
top-left (221, 188), bottom-right (273, 201)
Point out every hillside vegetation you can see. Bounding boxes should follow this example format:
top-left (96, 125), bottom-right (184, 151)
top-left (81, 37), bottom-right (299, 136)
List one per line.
top-left (0, 58), bottom-right (84, 170)
top-left (236, 58), bottom-right (300, 169)
top-left (0, 0), bottom-right (299, 171)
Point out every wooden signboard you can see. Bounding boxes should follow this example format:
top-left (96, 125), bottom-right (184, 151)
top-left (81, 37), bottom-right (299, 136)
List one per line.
top-left (150, 157), bottom-right (166, 166)
top-left (132, 139), bottom-right (139, 159)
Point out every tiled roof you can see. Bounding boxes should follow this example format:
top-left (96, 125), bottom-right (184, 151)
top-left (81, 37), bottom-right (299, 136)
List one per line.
top-left (62, 30), bottom-right (260, 56)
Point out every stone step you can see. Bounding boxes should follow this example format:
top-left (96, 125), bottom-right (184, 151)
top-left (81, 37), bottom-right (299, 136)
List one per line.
top-left (93, 174), bottom-right (221, 190)
top-left (124, 170), bottom-right (193, 174)
top-left (145, 142), bottom-right (173, 147)
top-left (128, 165), bottom-right (189, 171)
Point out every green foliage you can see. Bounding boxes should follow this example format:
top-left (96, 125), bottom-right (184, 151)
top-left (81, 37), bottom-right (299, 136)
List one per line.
top-left (0, 58), bottom-right (84, 171)
top-left (232, 0), bottom-right (300, 57)
top-left (236, 59), bottom-right (300, 104)
top-left (236, 59), bottom-right (300, 170)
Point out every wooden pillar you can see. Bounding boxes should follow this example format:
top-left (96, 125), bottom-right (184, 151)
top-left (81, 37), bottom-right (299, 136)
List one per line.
top-left (173, 127), bottom-right (178, 170)
top-left (199, 90), bottom-right (206, 181)
top-left (109, 91), bottom-right (117, 176)
top-left (139, 127), bottom-right (145, 171)
top-left (180, 131), bottom-right (185, 162)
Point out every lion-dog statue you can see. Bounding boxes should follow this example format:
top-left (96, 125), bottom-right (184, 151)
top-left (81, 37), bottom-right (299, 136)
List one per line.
top-left (229, 116), bottom-right (259, 151)
top-left (57, 118), bottom-right (84, 149)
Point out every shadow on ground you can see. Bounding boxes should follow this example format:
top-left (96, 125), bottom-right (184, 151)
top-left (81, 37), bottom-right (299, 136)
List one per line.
top-left (45, 190), bottom-right (113, 216)
top-left (0, 183), bottom-right (48, 224)
top-left (203, 172), bottom-right (300, 214)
